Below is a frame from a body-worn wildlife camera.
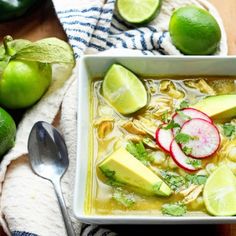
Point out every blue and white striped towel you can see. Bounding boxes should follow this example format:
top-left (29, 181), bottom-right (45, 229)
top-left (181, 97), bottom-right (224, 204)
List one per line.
top-left (0, 0), bottom-right (227, 236)
top-left (54, 0), bottom-right (227, 59)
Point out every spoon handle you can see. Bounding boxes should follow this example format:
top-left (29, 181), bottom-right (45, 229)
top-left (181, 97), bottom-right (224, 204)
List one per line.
top-left (52, 179), bottom-right (76, 236)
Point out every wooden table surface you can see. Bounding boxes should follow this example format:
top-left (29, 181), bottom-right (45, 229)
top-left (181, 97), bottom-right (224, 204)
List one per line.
top-left (209, 0), bottom-right (236, 54)
top-left (0, 0), bottom-right (236, 235)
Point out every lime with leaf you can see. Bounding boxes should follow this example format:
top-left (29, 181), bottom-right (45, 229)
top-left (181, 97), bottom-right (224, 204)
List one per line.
top-left (0, 35), bottom-right (75, 109)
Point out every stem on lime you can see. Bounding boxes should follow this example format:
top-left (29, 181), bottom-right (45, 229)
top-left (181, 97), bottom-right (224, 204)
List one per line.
top-left (3, 35), bottom-right (15, 57)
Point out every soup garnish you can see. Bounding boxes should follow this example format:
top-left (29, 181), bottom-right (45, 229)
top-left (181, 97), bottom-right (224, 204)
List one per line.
top-left (203, 165), bottom-right (236, 216)
top-left (102, 64), bottom-right (147, 115)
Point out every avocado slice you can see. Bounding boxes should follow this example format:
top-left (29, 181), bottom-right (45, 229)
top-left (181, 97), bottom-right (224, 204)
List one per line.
top-left (193, 95), bottom-right (236, 119)
top-left (99, 147), bottom-right (172, 197)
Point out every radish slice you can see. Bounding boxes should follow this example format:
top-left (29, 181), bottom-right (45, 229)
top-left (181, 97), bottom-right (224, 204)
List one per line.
top-left (180, 118), bottom-right (220, 159)
top-left (156, 127), bottom-right (173, 153)
top-left (172, 108), bottom-right (212, 135)
top-left (170, 140), bottom-right (200, 172)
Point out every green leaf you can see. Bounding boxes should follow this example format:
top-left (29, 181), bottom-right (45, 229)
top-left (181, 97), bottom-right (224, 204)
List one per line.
top-left (161, 171), bottom-right (208, 191)
top-left (106, 178), bottom-right (124, 187)
top-left (222, 123), bottom-right (235, 138)
top-left (152, 182), bottom-right (163, 194)
top-left (161, 202), bottom-right (187, 216)
top-left (163, 120), bottom-right (180, 130)
top-left (177, 111), bottom-right (192, 120)
top-left (186, 158), bottom-right (202, 168)
top-left (175, 133), bottom-right (194, 144)
top-left (100, 168), bottom-right (115, 178)
top-left (100, 167), bottom-right (124, 187)
top-left (179, 100), bottom-right (189, 109)
top-left (126, 141), bottom-right (153, 166)
top-left (185, 174), bottom-right (208, 185)
top-left (9, 39), bottom-right (32, 52)
top-left (112, 188), bottom-right (135, 208)
top-left (160, 171), bottom-right (185, 191)
top-left (161, 111), bottom-right (169, 123)
top-left (14, 37), bottom-right (75, 65)
top-left (0, 37), bottom-right (31, 57)
top-left (182, 146), bottom-right (192, 155)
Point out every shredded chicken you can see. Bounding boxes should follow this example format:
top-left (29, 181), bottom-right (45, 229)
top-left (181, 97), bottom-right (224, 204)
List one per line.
top-left (160, 80), bottom-right (185, 99)
top-left (142, 137), bottom-right (160, 150)
top-left (125, 134), bottom-right (144, 143)
top-left (94, 118), bottom-right (114, 139)
top-left (183, 185), bottom-right (204, 204)
top-left (135, 117), bottom-right (159, 138)
top-left (185, 79), bottom-right (216, 95)
top-left (122, 121), bottom-right (147, 136)
top-left (180, 184), bottom-right (198, 197)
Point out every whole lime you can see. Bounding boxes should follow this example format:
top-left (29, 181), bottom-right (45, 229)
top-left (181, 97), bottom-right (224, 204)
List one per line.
top-left (169, 5), bottom-right (221, 55)
top-left (0, 107), bottom-right (16, 156)
top-left (0, 60), bottom-right (52, 109)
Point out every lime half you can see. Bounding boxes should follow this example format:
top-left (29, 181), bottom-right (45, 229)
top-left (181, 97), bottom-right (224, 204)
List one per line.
top-left (102, 64), bottom-right (147, 115)
top-left (203, 165), bottom-right (236, 216)
top-left (117, 0), bottom-right (161, 25)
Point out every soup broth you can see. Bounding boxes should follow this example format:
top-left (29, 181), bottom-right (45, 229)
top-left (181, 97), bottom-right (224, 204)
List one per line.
top-left (85, 76), bottom-right (236, 216)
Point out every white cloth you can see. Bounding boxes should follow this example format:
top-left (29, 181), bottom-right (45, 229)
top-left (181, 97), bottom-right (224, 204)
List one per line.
top-left (0, 0), bottom-right (227, 235)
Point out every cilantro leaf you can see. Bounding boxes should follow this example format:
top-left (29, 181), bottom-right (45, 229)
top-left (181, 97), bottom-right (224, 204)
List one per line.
top-left (161, 171), bottom-right (208, 191)
top-left (223, 123), bottom-right (235, 138)
top-left (160, 171), bottom-right (185, 191)
top-left (163, 120), bottom-right (180, 130)
top-left (185, 174), bottom-right (208, 185)
top-left (177, 111), bottom-right (192, 121)
top-left (112, 188), bottom-right (135, 208)
top-left (161, 111), bottom-right (170, 123)
top-left (161, 202), bottom-right (187, 216)
top-left (100, 168), bottom-right (115, 178)
top-left (152, 182), bottom-right (163, 194)
top-left (126, 141), bottom-right (153, 166)
top-left (106, 178), bottom-right (124, 187)
top-left (179, 100), bottom-right (189, 109)
top-left (186, 158), bottom-right (202, 168)
top-left (175, 133), bottom-right (194, 144)
top-left (182, 146), bottom-right (192, 155)
top-left (100, 168), bottom-right (124, 187)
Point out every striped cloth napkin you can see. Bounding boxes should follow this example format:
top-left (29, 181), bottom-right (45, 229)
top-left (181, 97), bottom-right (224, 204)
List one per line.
top-left (54, 0), bottom-right (227, 58)
top-left (0, 0), bottom-right (227, 236)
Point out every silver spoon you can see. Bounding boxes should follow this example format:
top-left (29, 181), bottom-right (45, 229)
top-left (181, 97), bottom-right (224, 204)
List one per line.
top-left (28, 121), bottom-right (76, 236)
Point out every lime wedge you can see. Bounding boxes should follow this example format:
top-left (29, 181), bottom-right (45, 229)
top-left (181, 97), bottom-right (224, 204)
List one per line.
top-left (203, 165), bottom-right (236, 216)
top-left (117, 0), bottom-right (161, 25)
top-left (102, 64), bottom-right (147, 115)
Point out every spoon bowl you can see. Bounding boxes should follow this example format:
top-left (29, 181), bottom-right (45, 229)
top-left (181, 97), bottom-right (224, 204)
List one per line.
top-left (28, 121), bottom-right (75, 236)
top-left (28, 121), bottom-right (68, 180)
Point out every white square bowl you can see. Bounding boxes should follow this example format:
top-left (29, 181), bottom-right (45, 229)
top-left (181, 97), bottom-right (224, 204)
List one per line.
top-left (74, 55), bottom-right (236, 224)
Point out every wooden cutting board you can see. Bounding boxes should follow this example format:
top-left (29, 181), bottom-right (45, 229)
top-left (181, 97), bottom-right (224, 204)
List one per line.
top-left (0, 0), bottom-right (236, 235)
